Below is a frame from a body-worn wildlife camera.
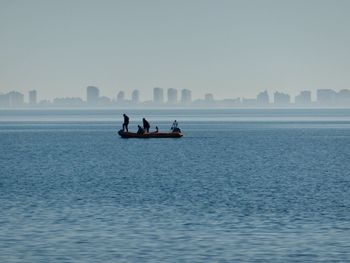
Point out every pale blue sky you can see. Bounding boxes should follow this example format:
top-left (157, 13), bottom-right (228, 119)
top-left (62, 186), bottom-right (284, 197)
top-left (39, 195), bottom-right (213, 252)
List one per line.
top-left (1, 0), bottom-right (350, 101)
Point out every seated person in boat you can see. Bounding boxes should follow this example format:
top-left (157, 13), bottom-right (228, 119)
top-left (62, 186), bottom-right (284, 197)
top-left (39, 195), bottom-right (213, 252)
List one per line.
top-left (137, 125), bottom-right (145, 134)
top-left (142, 118), bottom-right (150, 133)
top-left (171, 120), bottom-right (181, 133)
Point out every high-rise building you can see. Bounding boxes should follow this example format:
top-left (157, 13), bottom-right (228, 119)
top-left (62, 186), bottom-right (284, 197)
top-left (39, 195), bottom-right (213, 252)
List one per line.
top-left (257, 91), bottom-right (269, 105)
top-left (167, 88), bottom-right (178, 104)
top-left (131, 89), bottom-right (140, 104)
top-left (204, 93), bottom-right (214, 102)
top-left (29, 90), bottom-right (37, 105)
top-left (86, 86), bottom-right (100, 104)
top-left (295, 91), bottom-right (311, 105)
top-left (274, 92), bottom-right (290, 105)
top-left (117, 91), bottom-right (125, 103)
top-left (181, 89), bottom-right (192, 105)
top-left (153, 87), bottom-right (164, 104)
top-left (317, 89), bottom-right (337, 105)
top-left (8, 91), bottom-right (24, 107)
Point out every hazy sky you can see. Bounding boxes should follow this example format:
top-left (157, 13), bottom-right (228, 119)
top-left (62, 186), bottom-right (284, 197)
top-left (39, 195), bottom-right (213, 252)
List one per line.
top-left (1, 0), bottom-right (350, 101)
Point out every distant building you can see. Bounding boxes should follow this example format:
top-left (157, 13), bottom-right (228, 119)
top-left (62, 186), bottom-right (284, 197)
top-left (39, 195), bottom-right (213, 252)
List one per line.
top-left (317, 89), bottom-right (337, 105)
top-left (0, 93), bottom-right (10, 108)
top-left (295, 91), bottom-right (311, 105)
top-left (117, 91), bottom-right (125, 103)
top-left (336, 89), bottom-right (350, 105)
top-left (39, 100), bottom-right (52, 106)
top-left (274, 92), bottom-right (290, 105)
top-left (99, 96), bottom-right (112, 105)
top-left (29, 90), bottom-right (37, 105)
top-left (86, 86), bottom-right (100, 104)
top-left (192, 93), bottom-right (215, 107)
top-left (204, 93), bottom-right (214, 102)
top-left (153, 87), bottom-right (164, 104)
top-left (131, 89), bottom-right (140, 104)
top-left (8, 91), bottom-right (24, 107)
top-left (242, 98), bottom-right (257, 106)
top-left (53, 97), bottom-right (83, 106)
top-left (167, 88), bottom-right (178, 104)
top-left (181, 89), bottom-right (192, 105)
top-left (257, 91), bottom-right (269, 105)
top-left (220, 98), bottom-right (241, 107)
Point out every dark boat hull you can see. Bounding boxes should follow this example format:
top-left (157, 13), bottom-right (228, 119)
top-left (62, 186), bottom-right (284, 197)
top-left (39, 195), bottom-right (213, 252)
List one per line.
top-left (118, 130), bottom-right (183, 138)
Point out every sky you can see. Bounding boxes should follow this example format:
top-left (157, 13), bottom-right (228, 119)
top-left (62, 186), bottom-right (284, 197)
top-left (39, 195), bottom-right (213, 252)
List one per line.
top-left (1, 0), bottom-right (350, 101)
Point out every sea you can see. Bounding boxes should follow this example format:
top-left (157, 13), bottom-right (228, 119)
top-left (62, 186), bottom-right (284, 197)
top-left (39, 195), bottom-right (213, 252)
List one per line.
top-left (0, 109), bottom-right (349, 262)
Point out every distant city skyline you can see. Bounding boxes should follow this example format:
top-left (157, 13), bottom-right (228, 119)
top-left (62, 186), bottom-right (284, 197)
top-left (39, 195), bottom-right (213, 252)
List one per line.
top-left (1, 86), bottom-right (349, 108)
top-left (1, 1), bottom-right (350, 100)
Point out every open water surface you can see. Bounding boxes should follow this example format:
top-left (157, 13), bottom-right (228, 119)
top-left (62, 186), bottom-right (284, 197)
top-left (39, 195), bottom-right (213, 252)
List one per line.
top-left (0, 109), bottom-right (350, 262)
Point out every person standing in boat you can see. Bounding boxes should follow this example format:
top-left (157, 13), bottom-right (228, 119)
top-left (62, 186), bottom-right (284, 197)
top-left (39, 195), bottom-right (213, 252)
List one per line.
top-left (142, 118), bottom-right (150, 133)
top-left (122, 114), bottom-right (129, 132)
top-left (171, 120), bottom-right (178, 130)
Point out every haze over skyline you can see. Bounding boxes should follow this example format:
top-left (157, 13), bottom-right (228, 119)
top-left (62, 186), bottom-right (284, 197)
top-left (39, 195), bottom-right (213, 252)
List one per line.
top-left (1, 0), bottom-right (350, 101)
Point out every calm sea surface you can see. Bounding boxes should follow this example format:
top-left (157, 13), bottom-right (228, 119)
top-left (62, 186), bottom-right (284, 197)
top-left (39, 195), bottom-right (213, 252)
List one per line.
top-left (1, 109), bottom-right (350, 262)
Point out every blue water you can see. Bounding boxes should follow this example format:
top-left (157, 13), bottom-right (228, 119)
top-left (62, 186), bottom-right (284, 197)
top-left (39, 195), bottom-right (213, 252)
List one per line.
top-left (1, 110), bottom-right (350, 262)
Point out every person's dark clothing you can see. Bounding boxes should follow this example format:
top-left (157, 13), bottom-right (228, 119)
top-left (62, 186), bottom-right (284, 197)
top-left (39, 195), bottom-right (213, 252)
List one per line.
top-left (137, 125), bottom-right (145, 134)
top-left (123, 114), bottom-right (129, 132)
top-left (142, 118), bottom-right (150, 133)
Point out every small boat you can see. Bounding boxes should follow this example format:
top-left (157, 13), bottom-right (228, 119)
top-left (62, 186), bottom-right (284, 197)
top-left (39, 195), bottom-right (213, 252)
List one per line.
top-left (118, 130), bottom-right (183, 138)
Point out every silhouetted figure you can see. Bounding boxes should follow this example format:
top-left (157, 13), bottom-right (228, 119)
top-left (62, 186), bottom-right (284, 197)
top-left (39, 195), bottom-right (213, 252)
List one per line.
top-left (155, 126), bottom-right (159, 133)
top-left (171, 120), bottom-right (181, 133)
top-left (142, 118), bottom-right (150, 133)
top-left (171, 120), bottom-right (178, 130)
top-left (137, 125), bottom-right (145, 134)
top-left (122, 114), bottom-right (129, 132)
